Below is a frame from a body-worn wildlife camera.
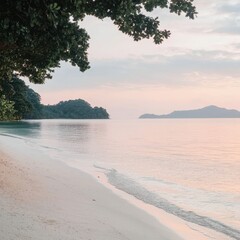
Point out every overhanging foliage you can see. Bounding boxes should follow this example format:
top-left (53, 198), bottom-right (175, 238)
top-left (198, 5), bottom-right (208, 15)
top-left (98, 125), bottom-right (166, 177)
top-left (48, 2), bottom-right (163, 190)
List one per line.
top-left (0, 0), bottom-right (197, 83)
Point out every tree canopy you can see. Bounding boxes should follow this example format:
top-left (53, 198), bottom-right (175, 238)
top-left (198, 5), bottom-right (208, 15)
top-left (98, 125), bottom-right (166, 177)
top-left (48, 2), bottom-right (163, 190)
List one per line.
top-left (0, 95), bottom-right (16, 121)
top-left (0, 76), bottom-right (42, 119)
top-left (0, 0), bottom-right (197, 84)
top-left (42, 99), bottom-right (109, 119)
top-left (0, 77), bottom-right (109, 120)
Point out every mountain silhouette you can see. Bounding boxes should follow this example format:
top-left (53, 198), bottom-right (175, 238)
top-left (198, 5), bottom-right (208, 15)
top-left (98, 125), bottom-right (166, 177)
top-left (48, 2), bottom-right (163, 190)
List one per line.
top-left (139, 106), bottom-right (240, 119)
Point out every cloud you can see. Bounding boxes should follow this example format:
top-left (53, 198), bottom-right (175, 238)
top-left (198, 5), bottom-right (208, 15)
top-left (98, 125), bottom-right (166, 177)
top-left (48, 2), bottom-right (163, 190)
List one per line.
top-left (96, 49), bottom-right (240, 84)
top-left (218, 27), bottom-right (240, 35)
top-left (217, 2), bottom-right (240, 15)
top-left (232, 43), bottom-right (240, 50)
top-left (211, 2), bottom-right (240, 34)
top-left (29, 49), bottom-right (240, 97)
top-left (214, 19), bottom-right (240, 35)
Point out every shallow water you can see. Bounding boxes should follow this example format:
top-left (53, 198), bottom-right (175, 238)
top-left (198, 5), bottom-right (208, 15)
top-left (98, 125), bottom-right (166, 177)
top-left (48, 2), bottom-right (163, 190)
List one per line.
top-left (0, 119), bottom-right (239, 239)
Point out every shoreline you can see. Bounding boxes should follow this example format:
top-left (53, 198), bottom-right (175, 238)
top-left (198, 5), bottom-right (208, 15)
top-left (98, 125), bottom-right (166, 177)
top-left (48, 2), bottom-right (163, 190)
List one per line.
top-left (0, 135), bottom-right (183, 240)
top-left (0, 134), bottom-right (234, 240)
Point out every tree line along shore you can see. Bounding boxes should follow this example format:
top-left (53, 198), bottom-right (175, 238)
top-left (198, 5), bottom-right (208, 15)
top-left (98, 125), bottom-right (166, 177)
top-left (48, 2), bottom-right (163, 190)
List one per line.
top-left (0, 77), bottom-right (109, 121)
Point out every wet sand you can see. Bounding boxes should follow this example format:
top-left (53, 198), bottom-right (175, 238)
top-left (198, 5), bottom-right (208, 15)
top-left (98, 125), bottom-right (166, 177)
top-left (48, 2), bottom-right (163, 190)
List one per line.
top-left (0, 147), bottom-right (183, 240)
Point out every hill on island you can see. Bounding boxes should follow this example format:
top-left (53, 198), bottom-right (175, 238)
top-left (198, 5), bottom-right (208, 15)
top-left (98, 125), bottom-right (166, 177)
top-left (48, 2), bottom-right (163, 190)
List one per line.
top-left (39, 99), bottom-right (109, 119)
top-left (24, 99), bottom-right (109, 120)
top-left (0, 77), bottom-right (109, 120)
top-left (139, 106), bottom-right (240, 119)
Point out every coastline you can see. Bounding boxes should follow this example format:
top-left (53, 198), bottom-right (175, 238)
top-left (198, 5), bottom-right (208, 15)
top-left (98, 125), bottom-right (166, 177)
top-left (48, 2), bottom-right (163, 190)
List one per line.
top-left (0, 135), bottom-right (183, 240)
top-left (0, 133), bottom-right (235, 240)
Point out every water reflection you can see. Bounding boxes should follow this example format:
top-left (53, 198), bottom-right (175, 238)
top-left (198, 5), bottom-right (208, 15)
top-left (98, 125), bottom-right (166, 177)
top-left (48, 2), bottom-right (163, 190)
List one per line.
top-left (0, 120), bottom-right (108, 155)
top-left (0, 121), bottom-right (41, 139)
top-left (0, 119), bottom-right (240, 233)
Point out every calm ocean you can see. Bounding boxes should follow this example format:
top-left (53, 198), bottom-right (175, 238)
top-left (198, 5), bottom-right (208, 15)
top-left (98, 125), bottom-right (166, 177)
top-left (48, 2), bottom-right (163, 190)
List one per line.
top-left (0, 119), bottom-right (239, 239)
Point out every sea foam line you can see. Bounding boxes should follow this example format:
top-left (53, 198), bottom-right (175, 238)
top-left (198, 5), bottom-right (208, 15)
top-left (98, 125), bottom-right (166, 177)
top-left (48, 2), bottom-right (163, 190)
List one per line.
top-left (106, 169), bottom-right (240, 240)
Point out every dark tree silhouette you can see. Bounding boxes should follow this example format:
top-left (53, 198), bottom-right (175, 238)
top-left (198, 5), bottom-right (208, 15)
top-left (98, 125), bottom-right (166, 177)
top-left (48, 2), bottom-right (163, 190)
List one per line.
top-left (0, 0), bottom-right (197, 83)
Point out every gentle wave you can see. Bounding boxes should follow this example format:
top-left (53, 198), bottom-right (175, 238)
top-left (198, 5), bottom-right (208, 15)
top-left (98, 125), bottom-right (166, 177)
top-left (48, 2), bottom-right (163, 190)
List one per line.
top-left (0, 133), bottom-right (26, 140)
top-left (106, 169), bottom-right (240, 240)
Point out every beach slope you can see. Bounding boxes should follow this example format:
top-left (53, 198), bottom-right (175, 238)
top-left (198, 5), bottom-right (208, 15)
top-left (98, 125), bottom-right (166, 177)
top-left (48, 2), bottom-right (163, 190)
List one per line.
top-left (0, 143), bottom-right (182, 240)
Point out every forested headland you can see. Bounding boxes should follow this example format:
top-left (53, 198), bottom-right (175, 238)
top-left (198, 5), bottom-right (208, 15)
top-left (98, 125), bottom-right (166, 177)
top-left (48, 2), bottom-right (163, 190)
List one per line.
top-left (0, 77), bottom-right (109, 120)
top-left (41, 100), bottom-right (109, 119)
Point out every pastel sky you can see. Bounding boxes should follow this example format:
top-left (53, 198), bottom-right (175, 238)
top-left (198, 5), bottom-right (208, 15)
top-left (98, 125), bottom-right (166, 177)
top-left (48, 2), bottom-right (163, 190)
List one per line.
top-left (29, 0), bottom-right (240, 119)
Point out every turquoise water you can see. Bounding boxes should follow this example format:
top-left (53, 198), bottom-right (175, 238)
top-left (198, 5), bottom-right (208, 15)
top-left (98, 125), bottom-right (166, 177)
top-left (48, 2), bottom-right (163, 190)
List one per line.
top-left (0, 119), bottom-right (239, 239)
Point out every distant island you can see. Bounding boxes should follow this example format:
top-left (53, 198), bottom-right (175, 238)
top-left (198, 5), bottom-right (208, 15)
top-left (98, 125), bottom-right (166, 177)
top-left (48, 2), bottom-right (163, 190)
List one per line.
top-left (139, 106), bottom-right (240, 119)
top-left (25, 99), bottom-right (109, 120)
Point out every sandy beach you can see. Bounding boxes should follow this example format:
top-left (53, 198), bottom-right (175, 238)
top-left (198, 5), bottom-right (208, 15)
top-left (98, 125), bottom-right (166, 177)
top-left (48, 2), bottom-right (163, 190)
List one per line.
top-left (0, 141), bottom-right (184, 240)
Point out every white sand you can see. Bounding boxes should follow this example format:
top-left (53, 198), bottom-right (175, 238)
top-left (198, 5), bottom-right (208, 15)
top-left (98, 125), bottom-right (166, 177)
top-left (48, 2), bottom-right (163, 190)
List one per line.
top-left (0, 143), bottom-right (184, 240)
